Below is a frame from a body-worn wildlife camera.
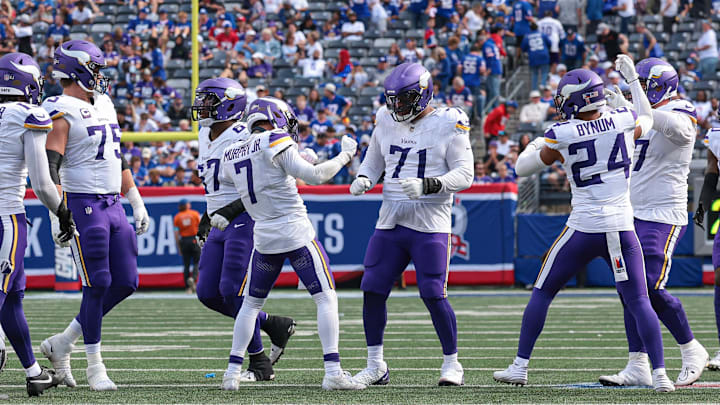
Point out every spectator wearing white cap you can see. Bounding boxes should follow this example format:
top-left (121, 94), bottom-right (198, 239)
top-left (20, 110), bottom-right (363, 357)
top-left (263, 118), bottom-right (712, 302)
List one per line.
top-left (547, 63), bottom-right (567, 89)
top-left (256, 28), bottom-right (281, 61)
top-left (519, 90), bottom-right (551, 124)
top-left (695, 20), bottom-right (718, 80)
top-left (233, 29), bottom-right (257, 60)
top-left (321, 83), bottom-right (352, 119)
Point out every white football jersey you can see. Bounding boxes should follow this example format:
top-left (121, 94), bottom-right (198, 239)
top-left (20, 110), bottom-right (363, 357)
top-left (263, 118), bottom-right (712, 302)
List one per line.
top-left (198, 121), bottom-right (249, 214)
top-left (544, 107), bottom-right (638, 233)
top-left (705, 127), bottom-right (720, 170)
top-left (221, 129), bottom-right (314, 254)
top-left (0, 102), bottom-right (52, 215)
top-left (42, 94), bottom-right (122, 194)
top-left (631, 99), bottom-right (696, 225)
top-left (358, 106), bottom-right (473, 233)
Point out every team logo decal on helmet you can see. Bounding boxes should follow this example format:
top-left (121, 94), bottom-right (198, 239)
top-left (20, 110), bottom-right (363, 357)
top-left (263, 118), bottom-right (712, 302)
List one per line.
top-left (191, 78), bottom-right (247, 128)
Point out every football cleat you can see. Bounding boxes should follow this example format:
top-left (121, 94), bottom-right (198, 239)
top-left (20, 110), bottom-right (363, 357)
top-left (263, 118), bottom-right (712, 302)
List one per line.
top-left (652, 368), bottom-right (675, 392)
top-left (599, 352), bottom-right (652, 387)
top-left (493, 362), bottom-right (528, 386)
top-left (321, 371), bottom-right (367, 390)
top-left (353, 362), bottom-right (389, 386)
top-left (87, 363), bottom-right (117, 391)
top-left (221, 373), bottom-right (241, 391)
top-left (0, 346), bottom-right (6, 374)
top-left (261, 315), bottom-right (296, 365)
top-left (26, 366), bottom-right (60, 397)
top-left (708, 350), bottom-right (720, 370)
top-left (40, 334), bottom-right (77, 387)
top-left (676, 340), bottom-right (709, 386)
top-left (247, 352), bottom-right (275, 381)
top-left (439, 361), bottom-right (464, 386)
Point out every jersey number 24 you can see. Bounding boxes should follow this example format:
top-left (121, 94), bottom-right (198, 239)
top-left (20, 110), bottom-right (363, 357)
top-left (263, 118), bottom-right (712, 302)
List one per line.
top-left (569, 133), bottom-right (630, 187)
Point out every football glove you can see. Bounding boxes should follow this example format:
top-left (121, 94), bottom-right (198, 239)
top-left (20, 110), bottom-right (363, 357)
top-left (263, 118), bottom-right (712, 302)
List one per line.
top-left (197, 212), bottom-right (211, 248)
top-left (55, 202), bottom-right (76, 244)
top-left (615, 54), bottom-right (639, 83)
top-left (350, 175), bottom-right (373, 196)
top-left (126, 187), bottom-right (149, 235)
top-left (604, 85), bottom-right (633, 109)
top-left (694, 203), bottom-right (705, 230)
top-left (398, 177), bottom-right (442, 199)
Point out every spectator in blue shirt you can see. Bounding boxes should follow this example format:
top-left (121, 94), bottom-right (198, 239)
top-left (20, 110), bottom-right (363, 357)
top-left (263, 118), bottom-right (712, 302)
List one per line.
top-left (199, 8), bottom-right (215, 33)
top-left (435, 0), bottom-right (458, 30)
top-left (408, 0), bottom-right (430, 28)
top-left (149, 38), bottom-right (166, 81)
top-left (309, 131), bottom-right (333, 162)
top-left (130, 156), bottom-right (148, 186)
top-left (127, 8), bottom-right (155, 34)
top-left (310, 109), bottom-right (334, 135)
top-left (461, 43), bottom-right (486, 116)
top-left (482, 29), bottom-right (503, 108)
top-left (512, 0), bottom-right (534, 47)
top-left (559, 28), bottom-right (586, 70)
top-left (322, 83), bottom-right (352, 119)
top-left (449, 77), bottom-right (474, 116)
top-left (537, 0), bottom-right (557, 17)
top-left (351, 0), bottom-right (372, 24)
top-left (293, 94), bottom-right (316, 125)
top-left (637, 22), bottom-right (664, 59)
top-left (445, 35), bottom-right (465, 77)
top-left (326, 128), bottom-right (352, 184)
top-left (494, 163), bottom-right (516, 183)
top-left (47, 14), bottom-right (69, 42)
top-left (586, 0), bottom-right (604, 37)
top-left (382, 0), bottom-right (400, 20)
top-left (134, 69), bottom-right (156, 100)
top-left (521, 23), bottom-right (552, 90)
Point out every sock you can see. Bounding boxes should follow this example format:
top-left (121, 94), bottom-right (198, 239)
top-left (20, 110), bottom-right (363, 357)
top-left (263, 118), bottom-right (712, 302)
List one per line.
top-left (258, 311), bottom-right (268, 327)
top-left (514, 356), bottom-right (529, 367)
top-left (624, 295), bottom-right (665, 370)
top-left (517, 289), bottom-right (553, 360)
top-left (651, 289), bottom-right (694, 345)
top-left (230, 296), bottom-right (265, 364)
top-left (679, 339), bottom-right (698, 351)
top-left (622, 300), bottom-right (646, 353)
top-left (63, 318), bottom-right (83, 344)
top-left (247, 317), bottom-right (264, 355)
top-left (368, 345), bottom-right (384, 368)
top-left (422, 297), bottom-right (458, 355)
top-left (0, 291), bottom-right (36, 368)
top-left (24, 361), bottom-right (41, 378)
top-left (324, 353), bottom-right (341, 375)
top-left (79, 286), bottom-right (107, 345)
top-left (226, 356), bottom-right (243, 376)
top-left (443, 352), bottom-right (458, 365)
top-left (313, 290), bottom-right (340, 358)
top-left (363, 292), bottom-right (388, 346)
top-left (85, 342), bottom-right (102, 366)
top-left (715, 286), bottom-right (720, 346)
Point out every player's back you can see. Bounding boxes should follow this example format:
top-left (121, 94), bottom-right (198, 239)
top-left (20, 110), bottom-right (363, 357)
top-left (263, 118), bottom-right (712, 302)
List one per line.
top-left (0, 102), bottom-right (52, 215)
top-left (630, 99), bottom-right (696, 225)
top-left (705, 127), bottom-right (720, 170)
top-left (198, 121), bottom-right (250, 214)
top-left (222, 129), bottom-right (312, 253)
top-left (544, 107), bottom-right (637, 232)
top-left (42, 94), bottom-right (122, 194)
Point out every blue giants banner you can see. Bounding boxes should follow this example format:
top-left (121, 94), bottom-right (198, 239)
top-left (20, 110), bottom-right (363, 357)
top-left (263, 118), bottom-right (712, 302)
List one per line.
top-left (24, 184), bottom-right (517, 289)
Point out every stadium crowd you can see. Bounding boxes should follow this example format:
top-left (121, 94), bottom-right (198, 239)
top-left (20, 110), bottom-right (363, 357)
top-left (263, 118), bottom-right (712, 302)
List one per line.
top-left (1, 0), bottom-right (719, 187)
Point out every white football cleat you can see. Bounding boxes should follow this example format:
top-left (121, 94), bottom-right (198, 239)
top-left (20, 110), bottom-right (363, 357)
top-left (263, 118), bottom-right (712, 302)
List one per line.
top-left (708, 350), bottom-right (720, 371)
top-left (439, 361), bottom-right (464, 386)
top-left (221, 373), bottom-right (241, 391)
top-left (652, 368), bottom-right (675, 392)
top-left (40, 334), bottom-right (77, 387)
top-left (321, 371), bottom-right (367, 390)
top-left (353, 362), bottom-right (389, 386)
top-left (676, 339), bottom-right (709, 386)
top-left (599, 352), bottom-right (652, 386)
top-left (493, 362), bottom-right (528, 386)
top-left (87, 363), bottom-right (117, 391)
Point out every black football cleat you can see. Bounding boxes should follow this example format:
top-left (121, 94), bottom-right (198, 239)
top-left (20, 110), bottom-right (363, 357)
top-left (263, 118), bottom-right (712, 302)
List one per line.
top-left (247, 352), bottom-right (275, 381)
top-left (0, 346), bottom-right (6, 373)
top-left (261, 315), bottom-right (296, 365)
top-left (26, 366), bottom-right (60, 397)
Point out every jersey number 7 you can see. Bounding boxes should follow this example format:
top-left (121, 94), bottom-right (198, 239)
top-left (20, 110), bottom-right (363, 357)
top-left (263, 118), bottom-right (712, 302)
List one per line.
top-left (234, 160), bottom-right (257, 204)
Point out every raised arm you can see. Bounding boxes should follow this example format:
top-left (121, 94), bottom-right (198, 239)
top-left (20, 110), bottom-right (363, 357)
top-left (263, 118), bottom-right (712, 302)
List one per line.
top-left (615, 55), bottom-right (653, 140)
top-left (276, 136), bottom-right (357, 185)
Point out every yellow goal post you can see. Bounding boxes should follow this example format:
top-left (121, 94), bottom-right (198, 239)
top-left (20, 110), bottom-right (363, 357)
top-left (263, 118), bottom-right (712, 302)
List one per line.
top-left (120, 0), bottom-right (199, 143)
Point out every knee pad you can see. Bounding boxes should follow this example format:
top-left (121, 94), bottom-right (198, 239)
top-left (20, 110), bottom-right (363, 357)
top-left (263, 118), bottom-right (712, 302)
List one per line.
top-left (82, 226), bottom-right (110, 260)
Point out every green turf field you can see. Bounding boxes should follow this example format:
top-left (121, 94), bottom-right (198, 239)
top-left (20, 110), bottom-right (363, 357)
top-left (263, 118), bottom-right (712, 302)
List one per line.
top-left (2, 288), bottom-right (720, 404)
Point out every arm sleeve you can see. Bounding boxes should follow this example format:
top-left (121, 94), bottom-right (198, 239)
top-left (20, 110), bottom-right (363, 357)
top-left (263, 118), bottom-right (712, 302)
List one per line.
top-left (651, 109), bottom-right (696, 146)
top-left (437, 133), bottom-right (474, 193)
top-left (357, 129), bottom-right (385, 183)
top-left (24, 130), bottom-right (62, 214)
top-left (275, 145), bottom-right (352, 185)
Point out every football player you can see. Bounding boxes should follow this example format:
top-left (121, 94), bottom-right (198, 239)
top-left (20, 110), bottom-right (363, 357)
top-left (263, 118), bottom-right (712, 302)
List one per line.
top-left (40, 40), bottom-right (150, 391)
top-left (0, 52), bottom-right (75, 396)
top-left (493, 59), bottom-right (674, 392)
top-left (601, 58), bottom-right (709, 386)
top-left (349, 62), bottom-right (473, 386)
top-left (697, 106), bottom-right (720, 371)
top-left (191, 78), bottom-right (296, 381)
top-left (219, 97), bottom-right (364, 391)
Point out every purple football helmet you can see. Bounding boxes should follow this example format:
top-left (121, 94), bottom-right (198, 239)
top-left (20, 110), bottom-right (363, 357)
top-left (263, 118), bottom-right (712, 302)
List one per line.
top-left (0, 53), bottom-right (43, 105)
top-left (246, 97), bottom-right (299, 137)
top-left (554, 69), bottom-right (606, 120)
top-left (52, 40), bottom-right (109, 94)
top-left (383, 62), bottom-right (433, 122)
top-left (191, 78), bottom-right (247, 127)
top-left (636, 57), bottom-right (678, 106)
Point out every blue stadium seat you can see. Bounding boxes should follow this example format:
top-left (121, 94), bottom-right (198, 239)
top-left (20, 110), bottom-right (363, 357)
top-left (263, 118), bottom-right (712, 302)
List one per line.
top-left (94, 15), bottom-right (115, 24)
top-left (117, 5), bottom-right (136, 14)
top-left (69, 33), bottom-right (88, 41)
top-left (167, 79), bottom-right (191, 91)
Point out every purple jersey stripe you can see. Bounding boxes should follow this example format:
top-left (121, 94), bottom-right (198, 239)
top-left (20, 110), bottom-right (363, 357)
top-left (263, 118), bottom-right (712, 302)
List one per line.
top-left (544, 128), bottom-right (557, 140)
top-left (24, 114), bottom-right (51, 127)
top-left (672, 108), bottom-right (697, 119)
top-left (268, 131), bottom-right (290, 144)
top-left (630, 109), bottom-right (638, 121)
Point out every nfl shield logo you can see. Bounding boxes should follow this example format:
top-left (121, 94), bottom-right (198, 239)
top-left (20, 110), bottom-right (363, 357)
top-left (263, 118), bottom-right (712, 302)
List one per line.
top-left (80, 108), bottom-right (91, 119)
